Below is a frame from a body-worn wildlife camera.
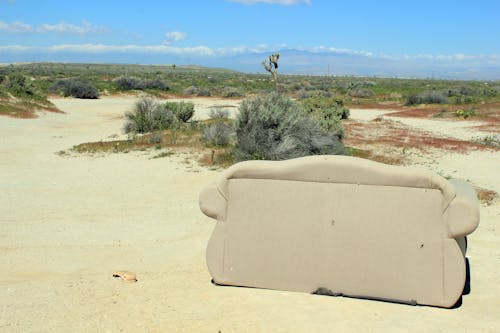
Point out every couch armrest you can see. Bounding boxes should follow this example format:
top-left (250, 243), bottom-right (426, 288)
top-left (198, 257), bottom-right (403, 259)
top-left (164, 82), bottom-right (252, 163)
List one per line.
top-left (445, 179), bottom-right (480, 238)
top-left (199, 183), bottom-right (227, 221)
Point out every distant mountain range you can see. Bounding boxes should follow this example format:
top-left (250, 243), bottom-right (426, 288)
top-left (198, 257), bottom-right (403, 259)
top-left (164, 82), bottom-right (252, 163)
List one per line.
top-left (2, 48), bottom-right (499, 80)
top-left (224, 49), bottom-right (500, 80)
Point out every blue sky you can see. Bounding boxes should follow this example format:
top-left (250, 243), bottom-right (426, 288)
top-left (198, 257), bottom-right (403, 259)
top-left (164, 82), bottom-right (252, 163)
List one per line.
top-left (1, 0), bottom-right (500, 78)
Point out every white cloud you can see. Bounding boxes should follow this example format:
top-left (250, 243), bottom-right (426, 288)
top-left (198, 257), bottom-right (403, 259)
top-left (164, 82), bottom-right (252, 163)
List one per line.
top-left (0, 20), bottom-right (105, 34)
top-left (0, 43), bottom-right (217, 56)
top-left (400, 53), bottom-right (499, 62)
top-left (307, 46), bottom-right (376, 58)
top-left (0, 43), bottom-right (498, 67)
top-left (38, 20), bottom-right (105, 34)
top-left (165, 31), bottom-right (187, 42)
top-left (0, 21), bottom-right (33, 33)
top-left (0, 43), bottom-right (266, 57)
top-left (227, 0), bottom-right (311, 5)
top-left (0, 44), bottom-right (33, 51)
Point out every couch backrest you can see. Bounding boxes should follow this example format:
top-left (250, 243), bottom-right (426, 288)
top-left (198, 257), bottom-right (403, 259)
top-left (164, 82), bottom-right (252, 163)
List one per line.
top-left (216, 156), bottom-right (456, 212)
top-left (223, 177), bottom-right (449, 305)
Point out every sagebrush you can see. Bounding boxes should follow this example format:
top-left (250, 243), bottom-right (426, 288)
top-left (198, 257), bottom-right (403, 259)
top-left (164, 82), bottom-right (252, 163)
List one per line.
top-left (114, 76), bottom-right (169, 91)
top-left (183, 85), bottom-right (210, 96)
top-left (164, 101), bottom-right (195, 122)
top-left (299, 95), bottom-right (349, 138)
top-left (49, 78), bottom-right (99, 99)
top-left (233, 93), bottom-right (345, 161)
top-left (124, 98), bottom-right (178, 133)
top-left (406, 91), bottom-right (448, 105)
top-left (201, 108), bottom-right (233, 147)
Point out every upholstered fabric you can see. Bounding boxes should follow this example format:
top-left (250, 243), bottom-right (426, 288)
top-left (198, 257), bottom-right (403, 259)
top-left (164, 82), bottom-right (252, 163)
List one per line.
top-left (199, 155), bottom-right (480, 308)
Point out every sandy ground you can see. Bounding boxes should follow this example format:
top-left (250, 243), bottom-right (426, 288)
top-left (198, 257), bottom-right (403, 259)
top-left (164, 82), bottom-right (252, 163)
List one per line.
top-left (1, 96), bottom-right (499, 332)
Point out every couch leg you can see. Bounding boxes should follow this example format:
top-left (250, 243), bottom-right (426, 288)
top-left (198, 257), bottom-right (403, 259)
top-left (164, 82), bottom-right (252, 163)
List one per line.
top-left (463, 257), bottom-right (471, 295)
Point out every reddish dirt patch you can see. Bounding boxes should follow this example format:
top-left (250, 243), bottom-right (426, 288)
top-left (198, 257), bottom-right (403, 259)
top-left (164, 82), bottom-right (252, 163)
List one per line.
top-left (475, 101), bottom-right (500, 116)
top-left (344, 119), bottom-right (498, 153)
top-left (475, 186), bottom-right (498, 205)
top-left (472, 123), bottom-right (500, 134)
top-left (387, 102), bottom-right (500, 126)
top-left (9, 111), bottom-right (38, 119)
top-left (386, 107), bottom-right (444, 118)
top-left (4, 106), bottom-right (64, 119)
top-left (346, 102), bottom-right (404, 111)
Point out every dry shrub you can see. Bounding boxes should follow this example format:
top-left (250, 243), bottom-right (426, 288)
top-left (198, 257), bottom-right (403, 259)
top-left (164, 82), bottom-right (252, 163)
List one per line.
top-left (234, 92), bottom-right (345, 161)
top-left (124, 98), bottom-right (178, 133)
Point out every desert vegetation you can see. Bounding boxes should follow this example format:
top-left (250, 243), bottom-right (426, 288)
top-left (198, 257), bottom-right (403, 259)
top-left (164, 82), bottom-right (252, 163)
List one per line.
top-left (123, 98), bottom-right (195, 133)
top-left (75, 91), bottom-right (348, 167)
top-left (2, 62), bottom-right (498, 172)
top-left (113, 76), bottom-right (169, 91)
top-left (1, 62), bottom-right (499, 111)
top-left (0, 71), bottom-right (59, 117)
top-left (406, 91), bottom-right (448, 105)
top-left (233, 93), bottom-right (345, 160)
top-left (200, 108), bottom-right (233, 147)
top-left (49, 78), bottom-right (99, 99)
top-left (299, 95), bottom-right (350, 138)
top-left (183, 85), bottom-right (211, 96)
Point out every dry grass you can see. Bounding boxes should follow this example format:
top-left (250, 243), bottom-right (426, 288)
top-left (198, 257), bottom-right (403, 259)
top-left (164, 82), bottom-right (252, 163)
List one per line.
top-left (0, 103), bottom-right (38, 119)
top-left (0, 98), bottom-right (62, 119)
top-left (72, 127), bottom-right (202, 153)
top-left (198, 149), bottom-right (234, 168)
top-left (347, 147), bottom-right (406, 165)
top-left (72, 139), bottom-right (143, 153)
top-left (71, 125), bottom-right (234, 168)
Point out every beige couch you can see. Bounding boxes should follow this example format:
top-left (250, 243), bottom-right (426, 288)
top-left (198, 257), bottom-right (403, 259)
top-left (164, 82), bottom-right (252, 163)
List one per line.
top-left (199, 156), bottom-right (479, 307)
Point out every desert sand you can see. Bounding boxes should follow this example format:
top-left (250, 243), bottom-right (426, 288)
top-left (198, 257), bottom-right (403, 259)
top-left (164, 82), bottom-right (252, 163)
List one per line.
top-left (1, 96), bottom-right (499, 332)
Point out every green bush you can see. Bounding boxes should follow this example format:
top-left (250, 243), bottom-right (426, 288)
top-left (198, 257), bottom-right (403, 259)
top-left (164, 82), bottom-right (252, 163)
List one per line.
top-left (183, 85), bottom-right (210, 96)
top-left (452, 95), bottom-right (474, 104)
top-left (201, 108), bottom-right (233, 147)
top-left (454, 108), bottom-right (476, 119)
top-left (114, 76), bottom-right (142, 90)
top-left (3, 73), bottom-right (36, 97)
top-left (233, 93), bottom-right (345, 161)
top-left (221, 87), bottom-right (244, 98)
top-left (124, 98), bottom-right (178, 133)
top-left (164, 101), bottom-right (195, 122)
top-left (209, 108), bottom-right (230, 119)
top-left (114, 76), bottom-right (168, 91)
top-left (299, 96), bottom-right (349, 138)
top-left (406, 91), bottom-right (448, 105)
top-left (49, 78), bottom-right (99, 99)
top-left (296, 89), bottom-right (332, 99)
top-left (348, 88), bottom-right (375, 98)
top-left (143, 78), bottom-right (168, 90)
top-left (201, 122), bottom-right (233, 146)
